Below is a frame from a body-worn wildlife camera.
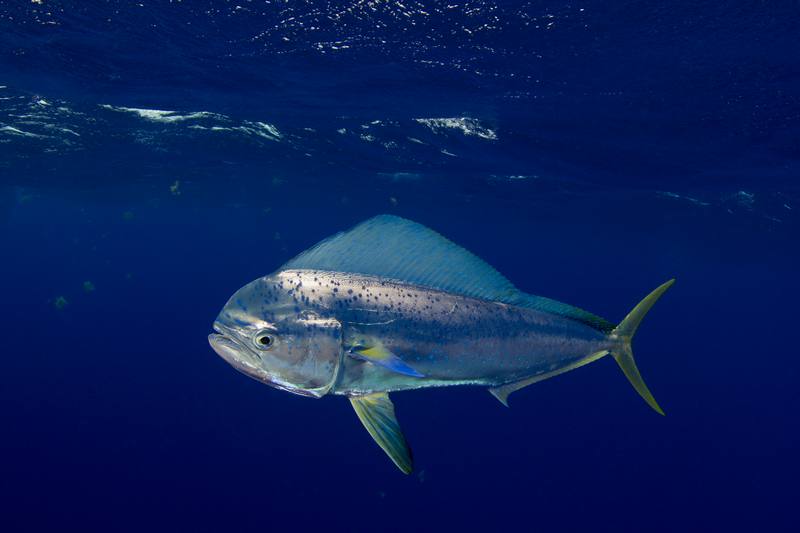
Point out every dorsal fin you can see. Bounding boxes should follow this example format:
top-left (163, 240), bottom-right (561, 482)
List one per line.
top-left (281, 215), bottom-right (614, 332)
top-left (516, 293), bottom-right (614, 333)
top-left (282, 215), bottom-right (518, 301)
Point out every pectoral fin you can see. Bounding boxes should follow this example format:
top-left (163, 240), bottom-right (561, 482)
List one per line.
top-left (347, 339), bottom-right (425, 378)
top-left (349, 393), bottom-right (413, 474)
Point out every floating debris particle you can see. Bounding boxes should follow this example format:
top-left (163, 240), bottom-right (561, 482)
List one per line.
top-left (271, 177), bottom-right (285, 187)
top-left (724, 190), bottom-right (755, 209)
top-left (17, 193), bottom-right (34, 205)
top-left (389, 196), bottom-right (398, 206)
top-left (82, 281), bottom-right (96, 293)
top-left (170, 180), bottom-right (181, 196)
top-left (261, 207), bottom-right (272, 215)
top-left (122, 211), bottom-right (135, 221)
top-left (54, 296), bottom-right (68, 310)
top-left (385, 172), bottom-right (422, 181)
top-left (124, 273), bottom-right (133, 281)
top-left (656, 191), bottom-right (710, 207)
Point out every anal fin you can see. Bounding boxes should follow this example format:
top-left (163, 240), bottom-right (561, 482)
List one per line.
top-left (489, 350), bottom-right (610, 407)
top-left (350, 393), bottom-right (413, 474)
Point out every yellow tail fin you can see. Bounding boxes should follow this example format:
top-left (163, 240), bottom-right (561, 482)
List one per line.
top-left (609, 279), bottom-right (675, 415)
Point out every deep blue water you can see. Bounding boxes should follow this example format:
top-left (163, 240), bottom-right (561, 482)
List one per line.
top-left (1, 1), bottom-right (798, 531)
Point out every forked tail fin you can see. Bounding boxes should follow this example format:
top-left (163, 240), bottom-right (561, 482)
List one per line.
top-left (609, 279), bottom-right (675, 415)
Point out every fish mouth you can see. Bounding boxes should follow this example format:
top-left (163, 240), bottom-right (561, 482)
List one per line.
top-left (208, 332), bottom-right (245, 366)
top-left (208, 324), bottom-right (263, 376)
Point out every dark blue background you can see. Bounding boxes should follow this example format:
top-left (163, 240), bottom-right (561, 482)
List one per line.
top-left (1, 1), bottom-right (798, 532)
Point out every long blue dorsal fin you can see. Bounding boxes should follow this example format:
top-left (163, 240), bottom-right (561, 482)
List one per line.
top-left (281, 215), bottom-right (518, 301)
top-left (281, 215), bottom-right (614, 332)
top-left (516, 294), bottom-right (615, 333)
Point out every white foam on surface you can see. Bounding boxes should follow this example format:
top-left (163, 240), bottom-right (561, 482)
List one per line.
top-left (240, 121), bottom-right (281, 140)
top-left (100, 105), bottom-right (221, 123)
top-left (0, 125), bottom-right (46, 138)
top-left (189, 121), bottom-right (282, 141)
top-left (415, 117), bottom-right (498, 140)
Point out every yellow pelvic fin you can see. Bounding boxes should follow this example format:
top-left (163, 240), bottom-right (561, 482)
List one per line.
top-left (349, 393), bottom-right (413, 474)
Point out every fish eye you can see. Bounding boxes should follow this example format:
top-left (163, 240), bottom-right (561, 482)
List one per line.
top-left (253, 330), bottom-right (276, 350)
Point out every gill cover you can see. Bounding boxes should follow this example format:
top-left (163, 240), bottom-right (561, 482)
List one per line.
top-left (278, 312), bottom-right (344, 397)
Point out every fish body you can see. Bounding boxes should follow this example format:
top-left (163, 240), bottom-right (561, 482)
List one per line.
top-left (263, 270), bottom-right (614, 394)
top-left (210, 215), bottom-right (674, 473)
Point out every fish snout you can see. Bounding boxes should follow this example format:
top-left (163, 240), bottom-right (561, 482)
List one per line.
top-left (208, 333), bottom-right (241, 365)
top-left (208, 331), bottom-right (263, 375)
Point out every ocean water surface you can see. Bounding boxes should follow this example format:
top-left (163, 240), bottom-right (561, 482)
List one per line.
top-left (1, 1), bottom-right (798, 531)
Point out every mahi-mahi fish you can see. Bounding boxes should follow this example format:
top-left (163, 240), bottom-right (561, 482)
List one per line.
top-left (209, 215), bottom-right (673, 473)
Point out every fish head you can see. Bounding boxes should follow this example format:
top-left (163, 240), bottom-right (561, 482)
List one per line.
top-left (209, 275), bottom-right (342, 398)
